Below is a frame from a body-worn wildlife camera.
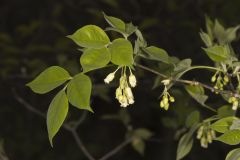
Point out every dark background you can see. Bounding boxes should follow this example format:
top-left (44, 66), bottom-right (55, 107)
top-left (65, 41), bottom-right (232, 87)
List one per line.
top-left (1, 0), bottom-right (240, 159)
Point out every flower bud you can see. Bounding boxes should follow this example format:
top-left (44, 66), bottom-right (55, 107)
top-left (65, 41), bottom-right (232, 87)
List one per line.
top-left (104, 72), bottom-right (115, 84)
top-left (224, 75), bottom-right (229, 83)
top-left (129, 74), bottom-right (137, 88)
top-left (211, 76), bottom-right (216, 82)
top-left (169, 96), bottom-right (175, 102)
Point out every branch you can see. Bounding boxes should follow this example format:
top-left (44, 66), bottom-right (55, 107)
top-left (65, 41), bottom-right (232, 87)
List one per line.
top-left (12, 90), bottom-right (95, 160)
top-left (98, 138), bottom-right (132, 160)
top-left (136, 63), bottom-right (240, 98)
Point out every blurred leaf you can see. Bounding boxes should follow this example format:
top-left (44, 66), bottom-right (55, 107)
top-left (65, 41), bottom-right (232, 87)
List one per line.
top-left (176, 124), bottom-right (198, 160)
top-left (174, 59), bottom-right (192, 73)
top-left (80, 47), bottom-right (111, 72)
top-left (225, 25), bottom-right (240, 43)
top-left (27, 66), bottom-right (71, 94)
top-left (217, 105), bottom-right (235, 118)
top-left (199, 31), bottom-right (212, 47)
top-left (67, 74), bottom-right (93, 112)
top-left (131, 138), bottom-right (145, 155)
top-left (185, 110), bottom-right (200, 127)
top-left (103, 12), bottom-right (125, 31)
top-left (67, 25), bottom-right (110, 48)
top-left (203, 45), bottom-right (229, 62)
top-left (47, 89), bottom-right (68, 146)
top-left (141, 46), bottom-right (169, 64)
top-left (185, 85), bottom-right (208, 107)
top-left (109, 38), bottom-right (133, 66)
top-left (125, 22), bottom-right (138, 35)
top-left (133, 128), bottom-right (153, 140)
top-left (225, 148), bottom-right (240, 160)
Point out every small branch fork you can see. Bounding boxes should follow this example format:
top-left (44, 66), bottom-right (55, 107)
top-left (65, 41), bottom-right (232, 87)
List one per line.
top-left (12, 90), bottom-right (132, 160)
top-left (135, 63), bottom-right (240, 98)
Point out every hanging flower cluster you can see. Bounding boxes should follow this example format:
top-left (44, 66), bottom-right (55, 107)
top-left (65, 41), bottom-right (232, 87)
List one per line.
top-left (104, 66), bottom-right (137, 107)
top-left (160, 79), bottom-right (175, 110)
top-left (211, 71), bottom-right (229, 93)
top-left (196, 123), bottom-right (216, 148)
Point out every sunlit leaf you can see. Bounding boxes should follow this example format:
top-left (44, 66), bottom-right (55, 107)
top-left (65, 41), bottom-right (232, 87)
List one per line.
top-left (67, 73), bottom-right (93, 112)
top-left (67, 25), bottom-right (110, 48)
top-left (226, 148), bottom-right (240, 160)
top-left (210, 117), bottom-right (238, 133)
top-left (47, 89), bottom-right (68, 146)
top-left (109, 38), bottom-right (133, 66)
top-left (80, 47), bottom-right (111, 72)
top-left (216, 130), bottom-right (240, 145)
top-left (27, 66), bottom-right (71, 94)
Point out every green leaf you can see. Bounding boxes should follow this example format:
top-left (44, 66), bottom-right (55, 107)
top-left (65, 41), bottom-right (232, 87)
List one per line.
top-left (80, 47), bottom-right (111, 72)
top-left (225, 25), bottom-right (240, 43)
top-left (133, 128), bottom-right (153, 140)
top-left (176, 124), bottom-right (198, 160)
top-left (217, 105), bottom-right (235, 118)
top-left (174, 59), bottom-right (192, 72)
top-left (177, 134), bottom-right (193, 160)
top-left (203, 45), bottom-right (229, 62)
top-left (67, 25), bottom-right (110, 48)
top-left (226, 148), bottom-right (240, 160)
top-left (185, 85), bottom-right (208, 106)
top-left (199, 31), bottom-right (212, 47)
top-left (103, 12), bottom-right (125, 31)
top-left (125, 22), bottom-right (138, 35)
top-left (27, 66), bottom-right (71, 94)
top-left (185, 111), bottom-right (200, 127)
top-left (109, 38), bottom-right (133, 66)
top-left (142, 46), bottom-right (169, 63)
top-left (131, 138), bottom-right (145, 155)
top-left (67, 74), bottom-right (93, 112)
top-left (47, 89), bottom-right (69, 146)
top-left (210, 117), bottom-right (238, 133)
top-left (216, 129), bottom-right (240, 145)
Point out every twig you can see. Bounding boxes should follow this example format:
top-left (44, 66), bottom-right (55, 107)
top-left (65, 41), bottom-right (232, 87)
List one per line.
top-left (136, 63), bottom-right (240, 98)
top-left (70, 129), bottom-right (95, 160)
top-left (98, 138), bottom-right (133, 160)
top-left (12, 90), bottom-right (96, 160)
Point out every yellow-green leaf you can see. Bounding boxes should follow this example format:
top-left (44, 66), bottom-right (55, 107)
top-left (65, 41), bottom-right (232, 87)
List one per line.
top-left (26, 66), bottom-right (71, 94)
top-left (67, 74), bottom-right (93, 112)
top-left (67, 25), bottom-right (110, 48)
top-left (47, 90), bottom-right (68, 146)
top-left (109, 38), bottom-right (133, 66)
top-left (80, 47), bottom-right (111, 72)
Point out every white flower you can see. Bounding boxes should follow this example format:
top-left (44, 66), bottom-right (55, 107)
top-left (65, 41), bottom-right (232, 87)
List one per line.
top-left (128, 97), bottom-right (134, 104)
top-left (118, 95), bottom-right (128, 107)
top-left (120, 76), bottom-right (127, 89)
top-left (129, 74), bottom-right (137, 87)
top-left (104, 72), bottom-right (115, 84)
top-left (125, 87), bottom-right (133, 98)
top-left (115, 87), bottom-right (122, 99)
